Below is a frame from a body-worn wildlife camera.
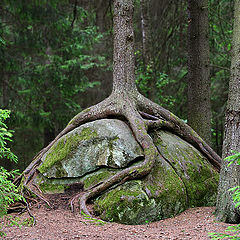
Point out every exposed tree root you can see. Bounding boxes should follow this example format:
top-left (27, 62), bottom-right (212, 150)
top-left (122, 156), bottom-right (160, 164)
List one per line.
top-left (24, 200), bottom-right (36, 226)
top-left (23, 183), bottom-right (52, 209)
top-left (137, 94), bottom-right (221, 169)
top-left (15, 92), bottom-right (221, 219)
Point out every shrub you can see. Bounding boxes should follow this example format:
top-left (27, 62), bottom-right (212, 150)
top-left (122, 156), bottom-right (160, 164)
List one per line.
top-left (0, 109), bottom-right (24, 237)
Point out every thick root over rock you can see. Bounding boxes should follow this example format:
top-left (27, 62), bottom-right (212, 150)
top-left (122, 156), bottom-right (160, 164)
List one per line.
top-left (16, 92), bottom-right (221, 218)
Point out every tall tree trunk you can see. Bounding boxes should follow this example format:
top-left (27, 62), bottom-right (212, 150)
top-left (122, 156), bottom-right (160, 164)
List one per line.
top-left (140, 0), bottom-right (151, 65)
top-left (187, 0), bottom-right (212, 145)
top-left (43, 46), bottom-right (55, 147)
top-left (140, 0), bottom-right (155, 100)
top-left (215, 0), bottom-right (240, 223)
top-left (112, 0), bottom-right (137, 95)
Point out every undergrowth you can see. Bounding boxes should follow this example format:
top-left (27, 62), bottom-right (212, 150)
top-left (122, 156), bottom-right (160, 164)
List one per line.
top-left (0, 109), bottom-right (26, 237)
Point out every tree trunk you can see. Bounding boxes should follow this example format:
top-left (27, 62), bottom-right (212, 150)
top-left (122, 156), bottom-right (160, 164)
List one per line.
top-left (215, 0), bottom-right (240, 223)
top-left (140, 0), bottom-right (151, 65)
top-left (42, 46), bottom-right (55, 147)
top-left (112, 0), bottom-right (137, 95)
top-left (187, 0), bottom-right (212, 145)
top-left (140, 0), bottom-right (155, 100)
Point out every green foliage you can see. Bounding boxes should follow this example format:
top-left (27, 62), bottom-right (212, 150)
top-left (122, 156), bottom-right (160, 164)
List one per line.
top-left (0, 1), bottom-right (106, 169)
top-left (0, 109), bottom-right (17, 163)
top-left (0, 167), bottom-right (23, 217)
top-left (155, 72), bottom-right (176, 108)
top-left (209, 153), bottom-right (240, 240)
top-left (0, 109), bottom-right (25, 237)
top-left (226, 152), bottom-right (240, 167)
top-left (230, 186), bottom-right (240, 209)
top-left (135, 57), bottom-right (152, 96)
top-left (135, 51), bottom-right (176, 110)
top-left (209, 226), bottom-right (240, 240)
top-left (227, 153), bottom-right (240, 212)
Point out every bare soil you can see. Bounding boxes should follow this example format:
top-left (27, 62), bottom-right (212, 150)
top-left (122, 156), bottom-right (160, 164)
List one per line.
top-left (1, 193), bottom-right (235, 240)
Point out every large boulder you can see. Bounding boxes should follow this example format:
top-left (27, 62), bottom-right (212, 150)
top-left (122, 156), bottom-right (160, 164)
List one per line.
top-left (35, 119), bottom-right (218, 224)
top-left (38, 119), bottom-right (143, 178)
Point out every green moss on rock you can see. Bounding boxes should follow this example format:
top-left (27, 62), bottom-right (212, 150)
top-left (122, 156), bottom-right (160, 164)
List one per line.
top-left (39, 182), bottom-right (66, 194)
top-left (38, 127), bottom-right (98, 175)
top-left (94, 181), bottom-right (156, 224)
top-left (82, 168), bottom-right (117, 190)
top-left (94, 158), bottom-right (188, 224)
top-left (93, 130), bottom-right (218, 224)
top-left (152, 131), bottom-right (219, 207)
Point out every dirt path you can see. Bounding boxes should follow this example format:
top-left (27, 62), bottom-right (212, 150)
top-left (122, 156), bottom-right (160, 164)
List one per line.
top-left (2, 206), bottom-right (234, 240)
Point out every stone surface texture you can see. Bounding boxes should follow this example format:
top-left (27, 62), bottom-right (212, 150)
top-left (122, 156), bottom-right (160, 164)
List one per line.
top-left (35, 119), bottom-right (219, 224)
top-left (38, 119), bottom-right (143, 178)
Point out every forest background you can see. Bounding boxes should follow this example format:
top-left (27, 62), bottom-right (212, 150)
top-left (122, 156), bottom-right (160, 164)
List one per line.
top-left (0, 0), bottom-right (233, 172)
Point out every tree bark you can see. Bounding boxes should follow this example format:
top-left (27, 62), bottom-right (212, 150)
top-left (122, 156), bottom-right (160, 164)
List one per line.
top-left (140, 0), bottom-right (155, 100)
top-left (215, 0), bottom-right (240, 223)
top-left (112, 0), bottom-right (137, 95)
top-left (187, 0), bottom-right (212, 145)
top-left (140, 0), bottom-right (151, 65)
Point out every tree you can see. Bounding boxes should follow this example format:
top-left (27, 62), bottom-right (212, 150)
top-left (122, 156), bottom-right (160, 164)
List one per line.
top-left (0, 109), bottom-right (24, 237)
top-left (139, 0), bottom-right (155, 101)
top-left (17, 0), bottom-right (221, 217)
top-left (140, 0), bottom-right (151, 67)
top-left (215, 0), bottom-right (240, 223)
top-left (0, 1), bottom-right (105, 169)
top-left (209, 0), bottom-right (233, 155)
top-left (187, 0), bottom-right (212, 145)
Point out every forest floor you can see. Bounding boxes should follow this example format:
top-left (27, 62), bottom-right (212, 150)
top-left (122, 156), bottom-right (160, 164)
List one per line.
top-left (1, 192), bottom-right (236, 240)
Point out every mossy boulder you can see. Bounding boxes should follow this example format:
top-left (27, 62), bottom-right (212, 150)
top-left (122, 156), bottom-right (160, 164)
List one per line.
top-left (34, 119), bottom-right (219, 224)
top-left (38, 119), bottom-right (143, 178)
top-left (94, 130), bottom-right (218, 224)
